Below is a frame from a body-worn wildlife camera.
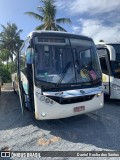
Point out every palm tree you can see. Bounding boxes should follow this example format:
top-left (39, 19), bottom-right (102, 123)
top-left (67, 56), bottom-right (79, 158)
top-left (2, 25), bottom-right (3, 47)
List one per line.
top-left (25, 0), bottom-right (71, 31)
top-left (0, 22), bottom-right (23, 62)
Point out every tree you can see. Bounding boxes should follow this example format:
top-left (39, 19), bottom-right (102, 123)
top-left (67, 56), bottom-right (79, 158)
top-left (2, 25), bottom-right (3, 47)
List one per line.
top-left (0, 22), bottom-right (23, 62)
top-left (0, 49), bottom-right (10, 68)
top-left (0, 61), bottom-right (11, 83)
top-left (25, 0), bottom-right (71, 31)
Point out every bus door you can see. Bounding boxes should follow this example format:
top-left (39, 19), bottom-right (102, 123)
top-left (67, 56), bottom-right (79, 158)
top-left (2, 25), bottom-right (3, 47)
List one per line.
top-left (98, 48), bottom-right (111, 96)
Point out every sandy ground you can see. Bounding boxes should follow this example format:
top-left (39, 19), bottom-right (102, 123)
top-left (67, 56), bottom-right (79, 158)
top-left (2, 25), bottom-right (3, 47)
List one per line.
top-left (0, 83), bottom-right (120, 160)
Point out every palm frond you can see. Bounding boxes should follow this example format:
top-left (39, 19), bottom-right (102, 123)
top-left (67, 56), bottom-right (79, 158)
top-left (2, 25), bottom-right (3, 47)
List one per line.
top-left (35, 24), bottom-right (46, 30)
top-left (25, 12), bottom-right (43, 21)
top-left (53, 26), bottom-right (59, 31)
top-left (56, 25), bottom-right (67, 32)
top-left (0, 24), bottom-right (6, 30)
top-left (56, 18), bottom-right (72, 24)
top-left (0, 23), bottom-right (22, 62)
top-left (25, 0), bottom-right (72, 31)
top-left (37, 6), bottom-right (44, 13)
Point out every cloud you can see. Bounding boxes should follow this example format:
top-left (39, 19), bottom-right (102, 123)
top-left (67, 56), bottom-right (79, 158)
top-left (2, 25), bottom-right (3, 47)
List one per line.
top-left (56, 1), bottom-right (120, 43)
top-left (72, 19), bottom-right (120, 43)
top-left (56, 0), bottom-right (120, 15)
top-left (70, 0), bottom-right (120, 15)
top-left (56, 0), bottom-right (120, 28)
top-left (55, 1), bottom-right (66, 10)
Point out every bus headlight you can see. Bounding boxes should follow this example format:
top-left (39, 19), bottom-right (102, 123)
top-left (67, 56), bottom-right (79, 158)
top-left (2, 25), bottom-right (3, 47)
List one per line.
top-left (36, 92), bottom-right (55, 105)
top-left (40, 95), bottom-right (45, 101)
top-left (45, 98), bottom-right (50, 103)
top-left (96, 92), bottom-right (103, 97)
top-left (36, 92), bottom-right (41, 99)
top-left (112, 84), bottom-right (120, 90)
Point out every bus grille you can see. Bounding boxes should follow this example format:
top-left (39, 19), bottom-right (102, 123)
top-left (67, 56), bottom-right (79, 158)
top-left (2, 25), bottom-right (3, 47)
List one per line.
top-left (47, 94), bottom-right (95, 105)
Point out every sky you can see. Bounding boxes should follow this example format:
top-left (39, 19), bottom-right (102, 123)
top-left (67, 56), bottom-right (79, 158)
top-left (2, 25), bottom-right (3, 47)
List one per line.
top-left (0, 0), bottom-right (120, 43)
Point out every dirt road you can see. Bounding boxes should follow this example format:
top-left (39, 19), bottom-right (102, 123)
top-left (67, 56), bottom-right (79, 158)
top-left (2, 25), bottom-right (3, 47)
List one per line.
top-left (0, 84), bottom-right (120, 160)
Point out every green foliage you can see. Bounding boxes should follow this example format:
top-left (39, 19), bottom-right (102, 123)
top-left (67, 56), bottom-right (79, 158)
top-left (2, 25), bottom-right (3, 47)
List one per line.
top-left (0, 22), bottom-right (23, 62)
top-left (0, 62), bottom-right (11, 82)
top-left (7, 61), bottom-right (17, 74)
top-left (25, 0), bottom-right (71, 31)
top-left (0, 22), bottom-right (23, 82)
top-left (0, 49), bottom-right (10, 62)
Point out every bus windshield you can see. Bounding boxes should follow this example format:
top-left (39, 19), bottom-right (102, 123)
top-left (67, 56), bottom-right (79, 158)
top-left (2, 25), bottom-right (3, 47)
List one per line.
top-left (109, 44), bottom-right (120, 61)
top-left (108, 44), bottom-right (120, 79)
top-left (34, 36), bottom-right (101, 86)
top-left (111, 61), bottom-right (120, 79)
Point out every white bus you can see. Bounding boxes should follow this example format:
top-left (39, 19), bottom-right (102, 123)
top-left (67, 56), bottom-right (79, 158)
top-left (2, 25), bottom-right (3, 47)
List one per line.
top-left (96, 43), bottom-right (120, 99)
top-left (12, 31), bottom-right (104, 120)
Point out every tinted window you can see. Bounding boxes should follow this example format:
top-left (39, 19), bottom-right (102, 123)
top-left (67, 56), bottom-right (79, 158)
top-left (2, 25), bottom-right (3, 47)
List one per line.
top-left (109, 44), bottom-right (120, 61)
top-left (99, 57), bottom-right (108, 75)
top-left (111, 61), bottom-right (120, 78)
top-left (97, 48), bottom-right (108, 56)
top-left (20, 38), bottom-right (30, 75)
top-left (34, 36), bottom-right (102, 85)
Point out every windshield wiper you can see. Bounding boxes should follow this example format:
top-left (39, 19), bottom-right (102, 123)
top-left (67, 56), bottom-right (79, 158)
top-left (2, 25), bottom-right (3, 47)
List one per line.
top-left (56, 61), bottom-right (71, 86)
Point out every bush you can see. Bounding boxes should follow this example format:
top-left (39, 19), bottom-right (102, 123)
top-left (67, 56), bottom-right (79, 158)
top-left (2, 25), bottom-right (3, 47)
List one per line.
top-left (0, 62), bottom-right (11, 83)
top-left (7, 61), bottom-right (17, 74)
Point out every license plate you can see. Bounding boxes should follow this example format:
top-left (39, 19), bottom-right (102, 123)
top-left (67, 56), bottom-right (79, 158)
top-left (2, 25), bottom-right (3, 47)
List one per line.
top-left (74, 106), bottom-right (85, 112)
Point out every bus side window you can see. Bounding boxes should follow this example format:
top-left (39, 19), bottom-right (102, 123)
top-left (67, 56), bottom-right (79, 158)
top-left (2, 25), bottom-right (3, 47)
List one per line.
top-left (99, 57), bottom-right (108, 75)
top-left (20, 38), bottom-right (30, 76)
top-left (26, 48), bottom-right (34, 64)
top-left (20, 47), bottom-right (26, 75)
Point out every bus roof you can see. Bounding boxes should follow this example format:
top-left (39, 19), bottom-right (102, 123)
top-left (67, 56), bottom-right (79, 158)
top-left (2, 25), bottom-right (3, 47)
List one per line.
top-left (106, 43), bottom-right (120, 45)
top-left (96, 42), bottom-right (120, 49)
top-left (27, 30), bottom-right (93, 41)
top-left (96, 42), bottom-right (118, 60)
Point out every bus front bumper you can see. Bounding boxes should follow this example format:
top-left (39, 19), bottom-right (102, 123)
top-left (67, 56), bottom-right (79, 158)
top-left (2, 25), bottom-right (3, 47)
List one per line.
top-left (34, 93), bottom-right (104, 120)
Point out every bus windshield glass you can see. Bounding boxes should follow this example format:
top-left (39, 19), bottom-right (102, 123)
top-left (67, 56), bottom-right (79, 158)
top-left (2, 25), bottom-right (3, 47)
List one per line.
top-left (34, 36), bottom-right (101, 85)
top-left (109, 44), bottom-right (120, 78)
top-left (110, 44), bottom-right (120, 61)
